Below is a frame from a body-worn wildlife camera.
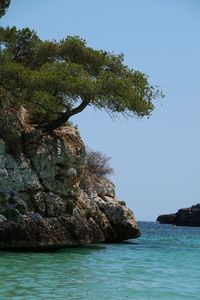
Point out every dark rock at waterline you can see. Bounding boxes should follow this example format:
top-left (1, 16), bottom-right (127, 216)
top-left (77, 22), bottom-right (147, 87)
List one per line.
top-left (156, 214), bottom-right (176, 224)
top-left (157, 204), bottom-right (200, 227)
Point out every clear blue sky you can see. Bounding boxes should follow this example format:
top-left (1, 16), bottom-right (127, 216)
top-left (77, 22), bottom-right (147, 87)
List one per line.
top-left (1, 0), bottom-right (200, 221)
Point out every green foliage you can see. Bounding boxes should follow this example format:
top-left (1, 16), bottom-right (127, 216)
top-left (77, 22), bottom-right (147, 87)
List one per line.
top-left (0, 87), bottom-right (22, 158)
top-left (0, 24), bottom-right (163, 131)
top-left (0, 0), bottom-right (10, 18)
top-left (65, 199), bottom-right (75, 215)
top-left (15, 204), bottom-right (26, 215)
top-left (0, 192), bottom-right (7, 207)
top-left (0, 208), bottom-right (20, 222)
top-left (85, 207), bottom-right (93, 221)
top-left (118, 200), bottom-right (126, 207)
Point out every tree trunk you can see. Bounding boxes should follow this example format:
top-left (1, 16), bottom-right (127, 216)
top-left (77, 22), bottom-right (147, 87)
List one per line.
top-left (42, 99), bottom-right (90, 132)
top-left (42, 113), bottom-right (71, 132)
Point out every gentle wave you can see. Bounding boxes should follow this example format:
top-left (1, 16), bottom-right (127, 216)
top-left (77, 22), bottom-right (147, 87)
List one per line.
top-left (0, 222), bottom-right (200, 299)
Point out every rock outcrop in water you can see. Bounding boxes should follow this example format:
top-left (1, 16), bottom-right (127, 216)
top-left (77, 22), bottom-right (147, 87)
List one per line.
top-left (0, 105), bottom-right (140, 250)
top-left (157, 204), bottom-right (200, 227)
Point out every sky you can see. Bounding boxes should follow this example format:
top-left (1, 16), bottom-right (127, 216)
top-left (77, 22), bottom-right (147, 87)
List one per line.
top-left (1, 0), bottom-right (200, 221)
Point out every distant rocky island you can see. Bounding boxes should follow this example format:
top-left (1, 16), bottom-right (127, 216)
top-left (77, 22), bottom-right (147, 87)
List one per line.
top-left (157, 204), bottom-right (200, 227)
top-left (0, 104), bottom-right (140, 250)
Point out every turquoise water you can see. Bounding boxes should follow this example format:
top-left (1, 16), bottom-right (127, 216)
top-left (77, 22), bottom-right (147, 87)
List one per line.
top-left (1, 222), bottom-right (200, 299)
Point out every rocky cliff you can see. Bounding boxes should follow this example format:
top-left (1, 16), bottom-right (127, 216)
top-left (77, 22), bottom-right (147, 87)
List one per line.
top-left (0, 108), bottom-right (140, 250)
top-left (157, 204), bottom-right (200, 227)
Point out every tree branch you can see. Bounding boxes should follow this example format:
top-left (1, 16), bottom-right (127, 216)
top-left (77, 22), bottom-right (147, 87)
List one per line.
top-left (42, 98), bottom-right (90, 132)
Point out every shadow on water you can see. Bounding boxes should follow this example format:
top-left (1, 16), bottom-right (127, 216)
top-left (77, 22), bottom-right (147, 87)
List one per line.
top-left (0, 244), bottom-right (106, 257)
top-left (0, 240), bottom-right (143, 255)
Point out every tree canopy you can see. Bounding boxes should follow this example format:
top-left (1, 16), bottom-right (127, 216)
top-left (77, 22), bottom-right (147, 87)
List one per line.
top-left (0, 20), bottom-right (163, 132)
top-left (0, 0), bottom-right (10, 18)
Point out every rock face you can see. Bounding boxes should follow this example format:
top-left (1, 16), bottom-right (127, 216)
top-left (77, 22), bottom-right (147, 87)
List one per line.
top-left (0, 122), bottom-right (140, 250)
top-left (157, 204), bottom-right (200, 227)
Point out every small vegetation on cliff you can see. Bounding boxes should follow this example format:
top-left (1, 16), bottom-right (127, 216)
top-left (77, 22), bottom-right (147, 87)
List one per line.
top-left (86, 150), bottom-right (113, 179)
top-left (65, 199), bottom-right (76, 215)
top-left (118, 200), bottom-right (126, 207)
top-left (0, 0), bottom-right (163, 133)
top-left (82, 150), bottom-right (113, 193)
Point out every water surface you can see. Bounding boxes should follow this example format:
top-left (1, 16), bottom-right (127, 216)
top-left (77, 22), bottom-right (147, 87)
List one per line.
top-left (1, 222), bottom-right (200, 299)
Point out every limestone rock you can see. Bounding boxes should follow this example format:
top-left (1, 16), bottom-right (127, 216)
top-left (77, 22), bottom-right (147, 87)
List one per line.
top-left (24, 128), bottom-right (85, 195)
top-left (0, 139), bottom-right (41, 192)
top-left (0, 121), bottom-right (140, 250)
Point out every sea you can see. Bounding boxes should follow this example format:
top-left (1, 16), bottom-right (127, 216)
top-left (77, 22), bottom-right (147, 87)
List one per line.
top-left (0, 221), bottom-right (200, 300)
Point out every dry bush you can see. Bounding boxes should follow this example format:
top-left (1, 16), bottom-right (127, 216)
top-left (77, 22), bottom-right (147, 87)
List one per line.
top-left (86, 150), bottom-right (113, 178)
top-left (82, 149), bottom-right (114, 193)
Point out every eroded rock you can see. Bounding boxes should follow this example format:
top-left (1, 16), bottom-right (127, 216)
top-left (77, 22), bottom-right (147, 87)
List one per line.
top-left (0, 122), bottom-right (140, 250)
